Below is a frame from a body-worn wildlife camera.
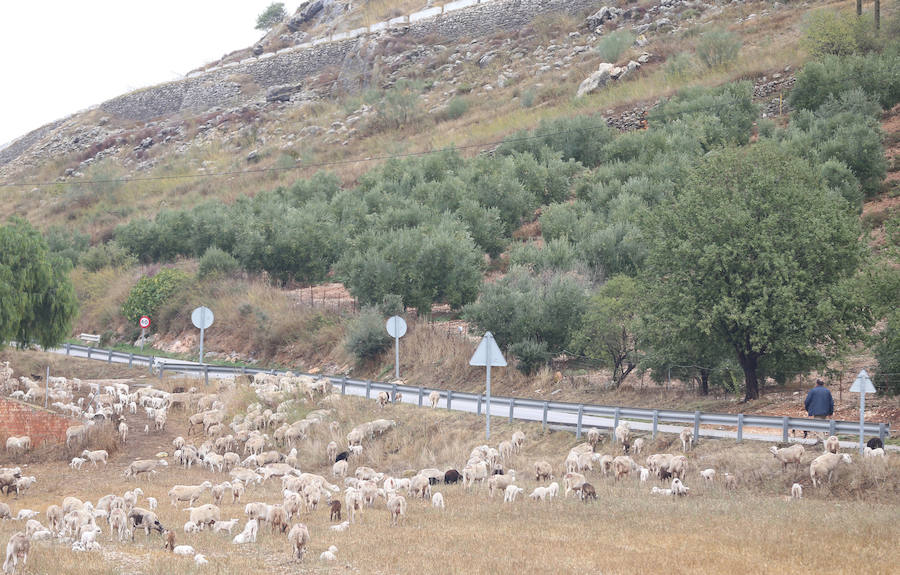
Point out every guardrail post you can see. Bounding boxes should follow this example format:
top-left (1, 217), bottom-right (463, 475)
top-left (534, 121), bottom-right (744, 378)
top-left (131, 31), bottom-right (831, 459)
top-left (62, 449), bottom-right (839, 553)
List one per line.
top-left (613, 408), bottom-right (620, 441)
top-left (828, 420), bottom-right (836, 437)
top-left (652, 410), bottom-right (658, 439)
top-left (391, 383), bottom-right (398, 404)
top-left (128, 353), bottom-right (134, 367)
top-left (782, 417), bottom-right (789, 443)
top-left (508, 399), bottom-right (515, 423)
top-left (159, 364), bottom-right (164, 381)
top-left (542, 402), bottom-right (549, 432)
top-left (240, 366), bottom-right (246, 376)
top-left (86, 347), bottom-right (92, 360)
top-left (477, 395), bottom-right (482, 415)
top-left (149, 356), bottom-right (155, 373)
top-left (65, 343), bottom-right (70, 356)
top-left (107, 349), bottom-right (113, 363)
top-left (418, 386), bottom-right (424, 407)
top-left (693, 411), bottom-right (701, 445)
top-left (365, 380), bottom-right (372, 399)
top-left (737, 413), bottom-right (744, 443)
top-left (447, 391), bottom-right (453, 410)
top-left (879, 423), bottom-right (887, 442)
top-left (204, 365), bottom-right (209, 387)
top-left (576, 405), bottom-right (584, 440)
top-left (341, 376), bottom-right (347, 395)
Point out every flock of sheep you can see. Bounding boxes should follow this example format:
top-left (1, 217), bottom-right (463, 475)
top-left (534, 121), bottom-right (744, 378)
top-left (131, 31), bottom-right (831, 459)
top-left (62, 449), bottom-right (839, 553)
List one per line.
top-left (0, 360), bottom-right (893, 573)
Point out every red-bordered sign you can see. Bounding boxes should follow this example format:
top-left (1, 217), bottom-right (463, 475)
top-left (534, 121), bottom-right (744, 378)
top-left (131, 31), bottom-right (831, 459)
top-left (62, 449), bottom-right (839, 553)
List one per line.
top-left (139, 316), bottom-right (151, 329)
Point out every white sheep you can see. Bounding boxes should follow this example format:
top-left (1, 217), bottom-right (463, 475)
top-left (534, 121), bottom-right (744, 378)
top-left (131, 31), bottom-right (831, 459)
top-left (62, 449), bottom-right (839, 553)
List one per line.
top-left (387, 495), bottom-right (407, 526)
top-left (168, 482), bottom-right (212, 507)
top-left (81, 450), bottom-right (108, 467)
top-left (810, 452), bottom-right (852, 488)
top-left (429, 390), bottom-right (441, 408)
top-left (320, 550), bottom-right (336, 561)
top-left (528, 486), bottom-right (550, 501)
top-left (586, 428), bottom-right (601, 447)
top-left (194, 554), bottom-right (208, 565)
top-left (699, 469), bottom-right (716, 483)
top-left (671, 478), bottom-right (690, 496)
top-left (824, 435), bottom-right (840, 454)
top-left (431, 492), bottom-right (445, 509)
top-left (769, 444), bottom-right (805, 471)
top-left (288, 522), bottom-right (310, 560)
top-left (503, 485), bottom-right (524, 503)
top-left (639, 467), bottom-right (650, 482)
top-left (147, 497), bottom-right (158, 510)
top-left (680, 428), bottom-right (694, 452)
top-left (69, 457), bottom-right (86, 470)
top-left (15, 510), bottom-right (38, 521)
top-left (231, 519), bottom-right (258, 544)
top-left (173, 545), bottom-right (195, 556)
top-left (329, 521), bottom-right (349, 532)
top-left (213, 518), bottom-right (239, 535)
top-left (14, 477), bottom-right (36, 498)
top-left (183, 521), bottom-right (200, 534)
top-left (864, 447), bottom-right (885, 458)
top-left (791, 483), bottom-right (803, 499)
top-left (3, 532), bottom-right (29, 574)
top-left (615, 422), bottom-right (631, 453)
top-left (632, 437), bottom-right (645, 456)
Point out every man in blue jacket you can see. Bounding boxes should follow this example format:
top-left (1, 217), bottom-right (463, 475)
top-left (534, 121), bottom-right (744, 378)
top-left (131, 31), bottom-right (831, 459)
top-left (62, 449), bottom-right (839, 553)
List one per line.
top-left (804, 378), bottom-right (834, 419)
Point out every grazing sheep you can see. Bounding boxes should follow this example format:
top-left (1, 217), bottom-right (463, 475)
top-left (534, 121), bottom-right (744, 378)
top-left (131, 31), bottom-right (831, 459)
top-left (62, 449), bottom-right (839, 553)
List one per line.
top-left (867, 437), bottom-right (884, 450)
top-left (864, 447), bottom-right (885, 458)
top-left (109, 509), bottom-right (128, 541)
top-left (231, 481), bottom-right (245, 504)
top-left (14, 511), bottom-right (37, 521)
top-left (810, 452), bottom-right (852, 488)
top-left (443, 469), bottom-right (461, 484)
top-left (615, 422), bottom-right (632, 453)
top-left (429, 390), bottom-right (440, 408)
top-left (563, 473), bottom-right (586, 499)
top-left (528, 486), bottom-right (551, 502)
top-left (320, 550), bottom-right (336, 561)
top-left (700, 469), bottom-right (716, 483)
top-left (632, 438), bottom-right (645, 456)
top-left (723, 473), bottom-right (737, 490)
top-left (533, 461), bottom-right (553, 482)
top-left (69, 457), bottom-right (86, 470)
top-left (4, 437), bottom-right (31, 457)
top-left (498, 441), bottom-right (514, 462)
top-left (769, 444), bottom-right (805, 471)
top-left (232, 519), bottom-right (258, 544)
top-left (213, 518), bottom-right (239, 535)
top-left (24, 520), bottom-right (44, 539)
top-left (344, 489), bottom-right (362, 524)
top-left (581, 483), bottom-right (597, 502)
top-left (329, 500), bottom-right (341, 521)
top-left (410, 475), bottom-right (431, 500)
top-left (3, 532), bottom-right (29, 574)
top-left (128, 508), bottom-right (165, 540)
top-left (613, 456), bottom-right (637, 481)
top-left (387, 495), bottom-right (407, 526)
top-left (66, 425), bottom-right (88, 448)
top-left (824, 436), bottom-right (840, 454)
top-left (13, 477), bottom-right (35, 498)
top-left (332, 460), bottom-right (348, 477)
top-left (288, 523), bottom-right (310, 560)
top-left (81, 450), bottom-right (108, 467)
top-left (586, 428), bottom-right (601, 447)
top-left (431, 492), bottom-right (445, 509)
top-left (194, 554), bottom-right (208, 565)
top-left (503, 485), bottom-right (524, 503)
top-left (680, 428), bottom-right (694, 452)
top-left (123, 459), bottom-right (164, 481)
top-left (326, 442), bottom-right (338, 463)
top-left (168, 482), bottom-right (213, 507)
top-left (511, 431), bottom-right (525, 454)
top-left (487, 472), bottom-right (517, 498)
top-left (118, 421), bottom-right (128, 444)
top-left (791, 483), bottom-right (803, 499)
top-left (186, 504), bottom-right (220, 531)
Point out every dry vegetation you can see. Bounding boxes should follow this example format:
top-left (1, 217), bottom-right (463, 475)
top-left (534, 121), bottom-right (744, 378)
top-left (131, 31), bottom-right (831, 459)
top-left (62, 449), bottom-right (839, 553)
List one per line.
top-left (0, 351), bottom-right (898, 574)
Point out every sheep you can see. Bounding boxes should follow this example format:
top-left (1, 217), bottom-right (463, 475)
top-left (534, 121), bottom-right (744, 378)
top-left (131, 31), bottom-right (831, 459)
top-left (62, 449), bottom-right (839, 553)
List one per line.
top-left (69, 457), bottom-right (86, 470)
top-left (332, 460), bottom-right (348, 477)
top-left (348, 445), bottom-right (363, 457)
top-left (488, 472), bottom-right (517, 498)
top-left (632, 438), bottom-right (645, 456)
top-left (194, 554), bottom-right (208, 565)
top-left (14, 510), bottom-right (38, 521)
top-left (534, 461), bottom-right (553, 482)
top-left (4, 437), bottom-right (31, 457)
top-left (123, 459), bottom-right (165, 481)
top-left (769, 444), bottom-right (805, 471)
top-left (615, 422), bottom-right (632, 453)
top-left (23, 520), bottom-right (44, 539)
top-left (724, 473), bottom-right (737, 490)
top-left (462, 461), bottom-right (488, 489)
top-left (124, 487), bottom-right (143, 511)
top-left (168, 482), bottom-right (213, 507)
top-left (429, 390), bottom-right (441, 408)
top-left (824, 435), bottom-right (840, 454)
top-left (109, 509), bottom-right (127, 541)
top-left (586, 428), bottom-right (601, 447)
top-left (231, 480), bottom-right (245, 504)
top-left (173, 545), bottom-right (195, 556)
top-left (511, 431), bottom-right (525, 454)
top-left (528, 486), bottom-right (551, 502)
top-left (376, 391), bottom-right (390, 408)
top-left (211, 483), bottom-right (230, 506)
top-left (410, 475), bottom-right (431, 500)
top-left (118, 421), bottom-right (128, 444)
top-left (581, 482), bottom-right (597, 501)
top-left (810, 452), bottom-right (852, 488)
top-left (699, 469), bottom-right (716, 483)
top-left (66, 425), bottom-right (87, 448)
top-left (2, 532), bottom-right (29, 574)
top-left (431, 492), bottom-right (445, 509)
top-left (867, 437), bottom-right (884, 450)
top-left (596, 454), bottom-right (614, 477)
top-left (671, 478), bottom-right (690, 496)
top-left (639, 467), bottom-right (650, 482)
top-left (613, 456), bottom-right (637, 481)
top-left (563, 473), bottom-right (586, 498)
top-left (244, 502), bottom-right (269, 520)
top-left (320, 550), bottom-right (336, 561)
top-left (864, 447), bottom-right (885, 458)
top-left (791, 483), bottom-right (803, 499)
top-left (186, 504), bottom-right (220, 531)
top-left (443, 469), bottom-right (461, 484)
top-left (231, 519), bottom-right (258, 544)
top-left (183, 521), bottom-right (200, 534)
top-left (329, 500), bottom-right (341, 521)
top-left (503, 485), bottom-right (524, 503)
top-left (128, 508), bottom-right (165, 540)
top-left (13, 477), bottom-right (35, 498)
top-left (387, 495), bottom-right (407, 526)
top-left (667, 455), bottom-right (687, 480)
top-left (344, 489), bottom-right (363, 524)
top-left (680, 428), bottom-right (694, 452)
top-left (288, 523), bottom-right (310, 560)
top-left (266, 504), bottom-right (289, 534)
top-left (0, 470), bottom-right (21, 497)
top-left (213, 518), bottom-right (239, 535)
top-left (326, 441), bottom-right (338, 463)
top-left (81, 450), bottom-right (108, 467)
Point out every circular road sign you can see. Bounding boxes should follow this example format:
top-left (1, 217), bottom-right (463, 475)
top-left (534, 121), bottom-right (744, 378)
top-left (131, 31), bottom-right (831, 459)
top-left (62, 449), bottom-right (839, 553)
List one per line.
top-left (139, 316), bottom-right (151, 329)
top-left (386, 316), bottom-right (407, 339)
top-left (191, 306), bottom-right (214, 330)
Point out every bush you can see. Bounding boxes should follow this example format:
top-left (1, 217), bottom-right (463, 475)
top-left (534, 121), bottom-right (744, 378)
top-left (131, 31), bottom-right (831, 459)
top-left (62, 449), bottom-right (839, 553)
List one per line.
top-left (874, 310), bottom-right (900, 395)
top-left (78, 242), bottom-right (136, 272)
top-left (510, 339), bottom-right (551, 375)
top-left (345, 307), bottom-right (391, 361)
top-left (198, 246), bottom-right (239, 279)
top-left (789, 52), bottom-right (900, 112)
top-left (648, 82), bottom-right (757, 147)
top-left (440, 97), bottom-right (469, 121)
top-left (378, 294), bottom-right (404, 317)
top-left (695, 28), bottom-right (741, 69)
top-left (44, 226), bottom-right (90, 267)
top-left (373, 79), bottom-right (423, 130)
top-left (256, 2), bottom-right (285, 31)
top-left (595, 30), bottom-right (635, 62)
top-left (664, 52), bottom-right (696, 82)
top-left (121, 268), bottom-right (189, 326)
top-left (802, 11), bottom-right (859, 58)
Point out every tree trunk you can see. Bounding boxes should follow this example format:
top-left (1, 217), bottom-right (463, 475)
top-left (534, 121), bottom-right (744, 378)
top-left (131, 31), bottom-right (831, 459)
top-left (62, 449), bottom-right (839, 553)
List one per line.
top-left (698, 368), bottom-right (710, 396)
top-left (857, 0), bottom-right (862, 16)
top-left (738, 351), bottom-right (760, 400)
top-left (875, 0), bottom-right (880, 29)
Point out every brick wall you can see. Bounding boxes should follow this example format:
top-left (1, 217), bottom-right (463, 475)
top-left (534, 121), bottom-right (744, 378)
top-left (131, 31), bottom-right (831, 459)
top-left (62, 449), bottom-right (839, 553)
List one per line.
top-left (0, 397), bottom-right (77, 448)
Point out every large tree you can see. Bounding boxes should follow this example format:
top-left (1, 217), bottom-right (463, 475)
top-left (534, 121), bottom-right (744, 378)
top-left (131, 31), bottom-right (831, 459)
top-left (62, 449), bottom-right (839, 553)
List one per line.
top-left (642, 143), bottom-right (871, 400)
top-left (0, 219), bottom-right (78, 349)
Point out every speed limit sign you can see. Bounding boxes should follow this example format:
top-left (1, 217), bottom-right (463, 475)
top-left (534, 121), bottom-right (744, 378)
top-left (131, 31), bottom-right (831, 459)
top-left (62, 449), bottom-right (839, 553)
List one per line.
top-left (139, 316), bottom-right (151, 329)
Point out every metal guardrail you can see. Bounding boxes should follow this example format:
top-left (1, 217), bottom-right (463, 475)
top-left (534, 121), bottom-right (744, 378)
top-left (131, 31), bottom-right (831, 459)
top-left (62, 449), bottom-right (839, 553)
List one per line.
top-left (61, 343), bottom-right (890, 443)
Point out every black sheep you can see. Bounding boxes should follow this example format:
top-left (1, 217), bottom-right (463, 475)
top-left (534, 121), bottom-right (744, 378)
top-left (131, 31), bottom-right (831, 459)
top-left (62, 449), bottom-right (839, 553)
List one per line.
top-left (444, 469), bottom-right (461, 484)
top-left (867, 437), bottom-right (884, 450)
top-left (335, 451), bottom-right (349, 462)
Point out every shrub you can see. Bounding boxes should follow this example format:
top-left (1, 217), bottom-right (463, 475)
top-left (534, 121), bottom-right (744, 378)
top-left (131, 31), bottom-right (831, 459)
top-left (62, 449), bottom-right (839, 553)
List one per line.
top-left (256, 2), bottom-right (285, 31)
top-left (78, 242), bottom-right (136, 272)
top-left (440, 97), bottom-right (469, 121)
top-left (379, 294), bottom-right (404, 317)
top-left (595, 30), bottom-right (635, 62)
top-left (695, 28), bottom-right (741, 69)
top-left (344, 307), bottom-right (392, 361)
top-left (664, 52), bottom-right (695, 82)
top-left (44, 226), bottom-right (90, 267)
top-left (373, 79), bottom-right (423, 130)
top-left (510, 339), bottom-right (551, 375)
top-left (121, 268), bottom-right (189, 325)
top-left (198, 246), bottom-right (239, 279)
top-left (874, 310), bottom-right (900, 395)
top-left (648, 81), bottom-right (757, 147)
top-left (520, 89), bottom-right (536, 108)
top-left (802, 11), bottom-right (859, 58)
top-left (789, 53), bottom-right (900, 112)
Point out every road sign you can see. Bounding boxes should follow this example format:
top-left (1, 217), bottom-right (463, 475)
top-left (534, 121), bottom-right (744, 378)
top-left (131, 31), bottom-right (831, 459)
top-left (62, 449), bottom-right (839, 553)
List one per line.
top-left (386, 316), bottom-right (407, 380)
top-left (139, 316), bottom-right (151, 329)
top-left (191, 306), bottom-right (214, 330)
top-left (849, 369), bottom-right (876, 393)
top-left (191, 306), bottom-right (214, 364)
top-left (850, 369), bottom-right (876, 455)
top-left (469, 332), bottom-right (507, 440)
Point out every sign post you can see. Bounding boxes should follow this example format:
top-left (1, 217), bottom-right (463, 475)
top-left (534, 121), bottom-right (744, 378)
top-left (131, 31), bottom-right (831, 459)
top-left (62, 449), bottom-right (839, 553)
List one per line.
top-left (849, 369), bottom-right (876, 454)
top-left (385, 316), bottom-right (407, 381)
top-left (191, 306), bottom-right (214, 364)
top-left (469, 331), bottom-right (507, 440)
top-left (138, 316), bottom-right (151, 351)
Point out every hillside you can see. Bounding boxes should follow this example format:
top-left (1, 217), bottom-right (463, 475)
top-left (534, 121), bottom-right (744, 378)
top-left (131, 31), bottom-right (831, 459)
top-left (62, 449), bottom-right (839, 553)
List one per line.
top-left (1, 0), bottom-right (899, 413)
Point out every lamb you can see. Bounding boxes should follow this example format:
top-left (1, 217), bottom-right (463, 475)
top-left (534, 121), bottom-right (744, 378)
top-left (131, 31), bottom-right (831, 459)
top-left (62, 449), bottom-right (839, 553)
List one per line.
top-left (81, 450), bottom-right (108, 467)
top-left (186, 504), bottom-right (220, 531)
top-left (429, 390), bottom-right (441, 408)
top-left (533, 461), bottom-right (553, 482)
top-left (824, 435), bottom-right (840, 454)
top-left (810, 452), bottom-right (852, 488)
top-left (2, 532), bottom-right (29, 575)
top-left (528, 486), bottom-right (551, 502)
top-left (769, 444), bottom-right (805, 471)
top-left (14, 510), bottom-right (38, 521)
top-left (699, 469), bottom-right (716, 483)
top-left (680, 428), bottom-right (694, 452)
top-left (320, 550), bottom-right (336, 561)
top-left (266, 504), bottom-right (289, 533)
top-left (214, 518), bottom-right (239, 535)
top-left (671, 478), bottom-right (690, 496)
top-left (231, 480), bottom-right (245, 504)
top-left (124, 487), bottom-right (143, 511)
top-left (168, 482), bottom-right (213, 507)
top-left (13, 477), bottom-right (35, 498)
top-left (864, 447), bottom-right (886, 458)
top-left (69, 457), bottom-right (86, 470)
top-left (173, 545), bottom-right (195, 556)
top-left (723, 473), bottom-right (737, 490)
top-left (586, 428), bottom-right (602, 447)
top-left (581, 483), bottom-right (597, 501)
top-left (387, 495), bottom-right (407, 526)
top-left (615, 422), bottom-right (632, 453)
top-left (329, 500), bottom-right (341, 521)
top-left (232, 519), bottom-right (258, 544)
top-left (288, 523), bottom-right (310, 560)
top-left (326, 441), bottom-right (338, 463)
top-left (24, 520), bottom-right (44, 539)
top-left (503, 485), bottom-right (524, 503)
top-left (632, 438), bottom-right (645, 456)
top-left (332, 460), bottom-right (348, 477)
top-left (511, 431), bottom-right (525, 453)
top-left (791, 483), bottom-right (803, 499)
top-left (118, 421), bottom-right (128, 444)
top-left (109, 509), bottom-right (127, 541)
top-left (376, 391), bottom-right (390, 408)
top-left (431, 492), bottom-right (445, 509)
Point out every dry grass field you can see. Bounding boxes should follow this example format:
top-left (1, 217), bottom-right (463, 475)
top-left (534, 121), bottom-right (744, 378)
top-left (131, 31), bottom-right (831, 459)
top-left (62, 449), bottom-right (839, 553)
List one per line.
top-left (0, 351), bottom-right (898, 575)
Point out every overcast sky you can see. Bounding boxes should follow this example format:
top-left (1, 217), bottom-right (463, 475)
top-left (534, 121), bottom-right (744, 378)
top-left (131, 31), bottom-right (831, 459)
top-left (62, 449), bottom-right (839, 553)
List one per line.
top-left (0, 1), bottom-right (305, 147)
